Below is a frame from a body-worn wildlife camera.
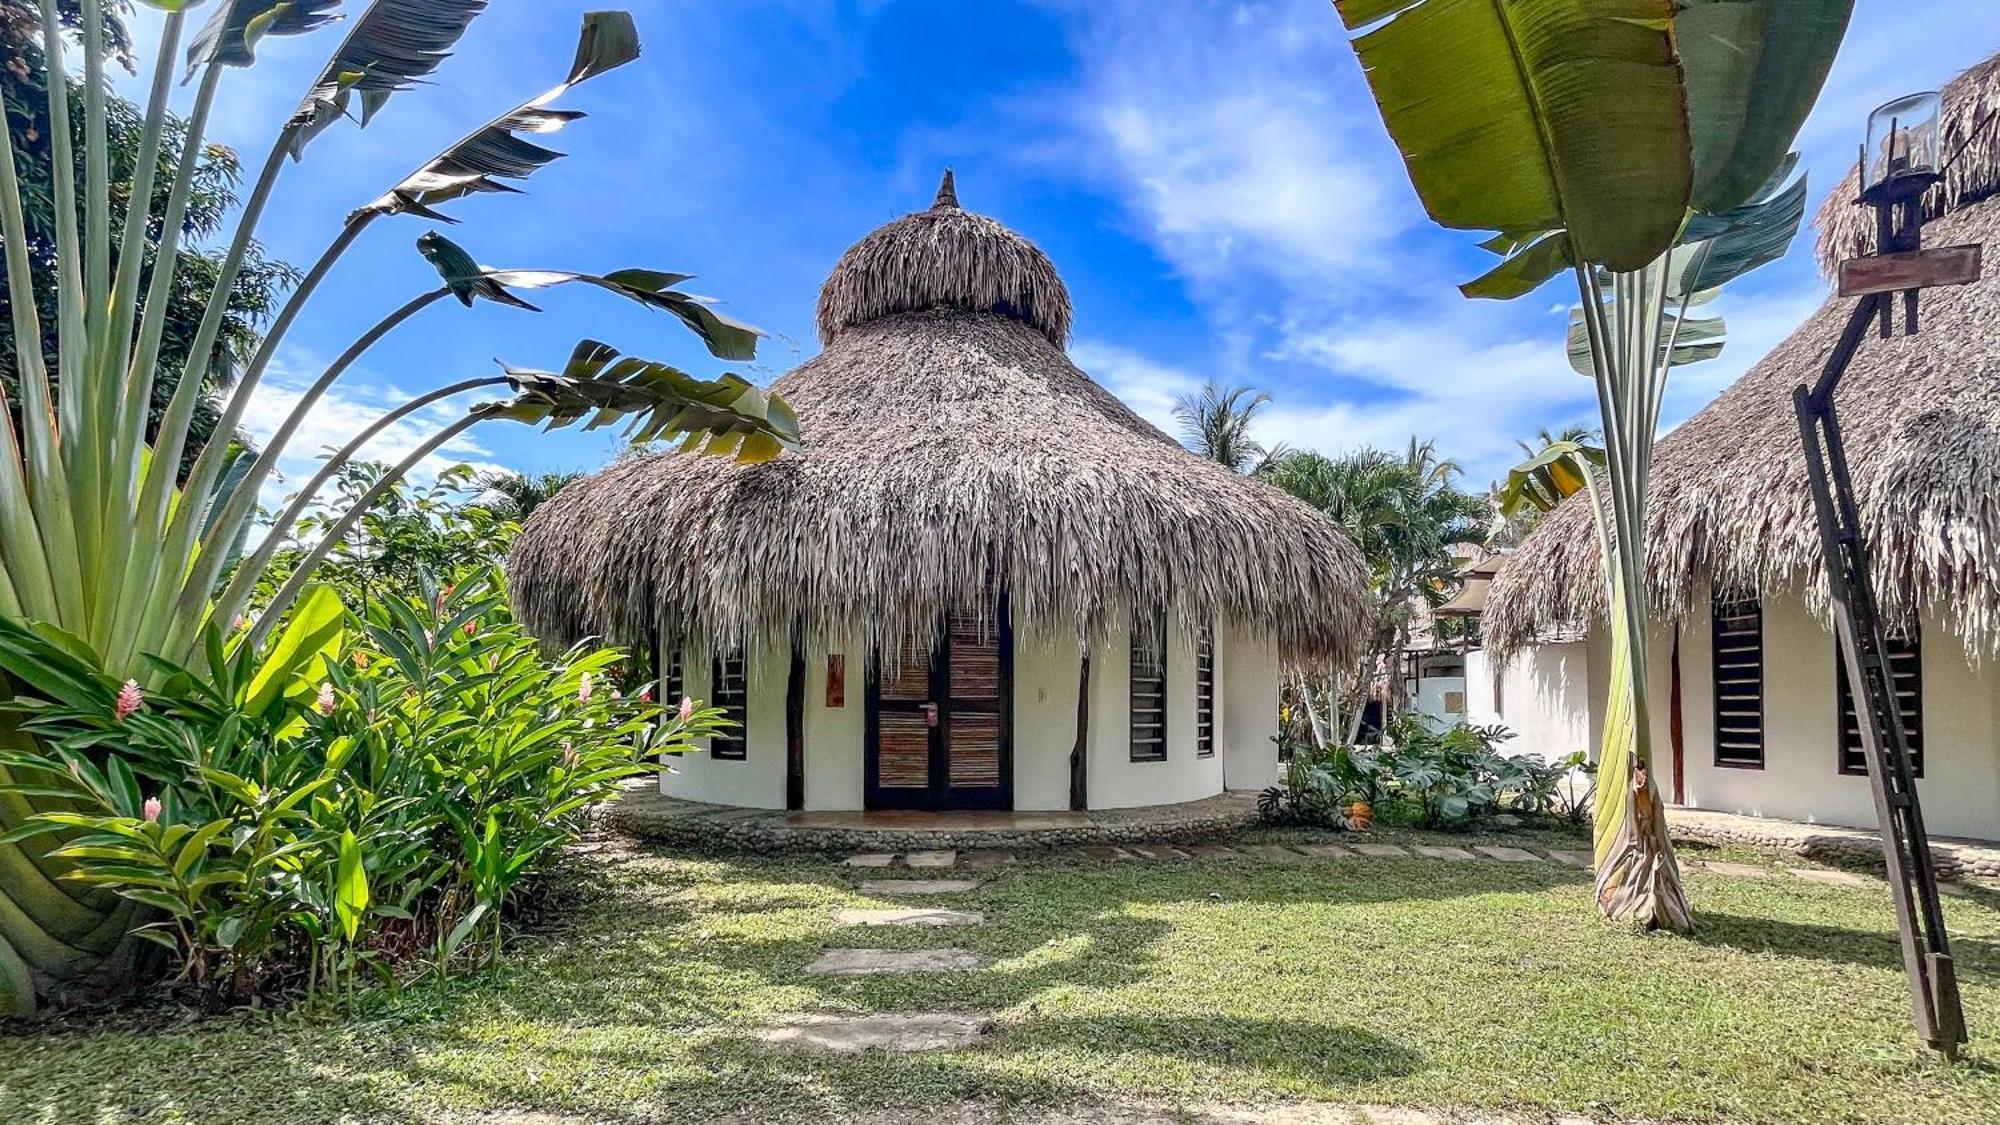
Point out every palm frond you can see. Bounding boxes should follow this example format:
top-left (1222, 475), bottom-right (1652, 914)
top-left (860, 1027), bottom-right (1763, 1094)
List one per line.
top-left (358, 10), bottom-right (639, 222)
top-left (287, 0), bottom-right (490, 158)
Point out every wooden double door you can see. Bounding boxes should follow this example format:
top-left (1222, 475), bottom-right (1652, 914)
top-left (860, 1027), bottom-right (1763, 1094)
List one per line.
top-left (865, 608), bottom-right (1013, 810)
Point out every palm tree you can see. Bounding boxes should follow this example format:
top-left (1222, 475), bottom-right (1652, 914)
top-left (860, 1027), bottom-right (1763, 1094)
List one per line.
top-left (477, 469), bottom-right (583, 523)
top-left (1172, 382), bottom-right (1278, 473)
top-left (1263, 440), bottom-right (1487, 742)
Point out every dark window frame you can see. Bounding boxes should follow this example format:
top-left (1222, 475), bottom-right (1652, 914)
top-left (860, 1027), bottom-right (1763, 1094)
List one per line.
top-left (1195, 629), bottom-right (1216, 760)
top-left (710, 652), bottom-right (749, 761)
top-left (1837, 622), bottom-right (1924, 778)
top-left (663, 647), bottom-right (685, 710)
top-left (1130, 608), bottom-right (1169, 763)
top-left (1711, 590), bottom-right (1765, 770)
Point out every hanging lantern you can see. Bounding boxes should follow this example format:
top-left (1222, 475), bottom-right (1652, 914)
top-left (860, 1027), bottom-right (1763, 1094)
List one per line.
top-left (1861, 91), bottom-right (1944, 206)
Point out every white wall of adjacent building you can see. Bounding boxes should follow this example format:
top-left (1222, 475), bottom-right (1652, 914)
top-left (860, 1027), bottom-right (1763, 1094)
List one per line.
top-left (1465, 640), bottom-right (1593, 762)
top-left (650, 611), bottom-right (1281, 813)
top-left (1477, 581), bottom-right (2000, 841)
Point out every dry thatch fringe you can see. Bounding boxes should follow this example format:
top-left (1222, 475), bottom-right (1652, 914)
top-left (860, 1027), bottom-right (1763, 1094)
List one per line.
top-left (815, 170), bottom-right (1073, 347)
top-left (510, 178), bottom-right (1369, 667)
top-left (1487, 194), bottom-right (2000, 660)
top-left (1814, 53), bottom-right (2000, 273)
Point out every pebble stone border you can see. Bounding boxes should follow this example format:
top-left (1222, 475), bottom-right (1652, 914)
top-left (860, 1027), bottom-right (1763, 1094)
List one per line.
top-left (1668, 808), bottom-right (2000, 881)
top-left (606, 788), bottom-right (1262, 854)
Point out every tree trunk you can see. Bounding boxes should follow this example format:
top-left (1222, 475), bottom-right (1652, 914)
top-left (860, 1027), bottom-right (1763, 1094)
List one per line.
top-left (1589, 579), bottom-right (1693, 933)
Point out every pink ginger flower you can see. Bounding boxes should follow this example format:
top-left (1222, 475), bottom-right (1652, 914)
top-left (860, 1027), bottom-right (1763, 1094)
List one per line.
top-left (113, 680), bottom-right (144, 722)
top-left (637, 684), bottom-right (654, 704)
top-left (463, 619), bottom-right (479, 637)
top-left (610, 687), bottom-right (622, 701)
top-left (232, 614), bottom-right (250, 633)
top-left (678, 696), bottom-right (695, 723)
top-left (316, 681), bottom-right (337, 716)
top-left (141, 796), bottom-right (161, 823)
top-left (577, 672), bottom-right (594, 705)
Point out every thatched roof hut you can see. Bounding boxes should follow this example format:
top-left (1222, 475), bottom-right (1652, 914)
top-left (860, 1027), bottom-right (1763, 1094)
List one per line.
top-left (509, 172), bottom-right (1369, 666)
top-left (1485, 54), bottom-right (2000, 660)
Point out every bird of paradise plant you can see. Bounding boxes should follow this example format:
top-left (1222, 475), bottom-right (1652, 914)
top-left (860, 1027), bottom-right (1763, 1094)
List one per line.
top-left (0, 0), bottom-right (797, 1012)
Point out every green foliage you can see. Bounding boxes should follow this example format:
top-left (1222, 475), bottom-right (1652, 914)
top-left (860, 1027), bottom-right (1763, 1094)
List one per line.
top-left (1260, 716), bottom-right (1591, 831)
top-left (1171, 382), bottom-right (1280, 473)
top-left (0, 3), bottom-right (295, 474)
top-left (253, 462), bottom-right (519, 615)
top-left (0, 570), bottom-right (723, 1006)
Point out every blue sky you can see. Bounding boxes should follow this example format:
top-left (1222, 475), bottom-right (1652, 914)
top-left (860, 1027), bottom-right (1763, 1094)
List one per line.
top-left (120, 1), bottom-right (2000, 495)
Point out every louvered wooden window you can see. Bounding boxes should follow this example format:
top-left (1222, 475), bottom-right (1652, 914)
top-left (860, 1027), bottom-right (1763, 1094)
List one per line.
top-left (1711, 592), bottom-right (1764, 769)
top-left (1130, 609), bottom-right (1168, 763)
top-left (1837, 624), bottom-right (1923, 778)
top-left (1195, 630), bottom-right (1216, 759)
top-left (710, 653), bottom-right (749, 760)
top-left (663, 648), bottom-right (684, 710)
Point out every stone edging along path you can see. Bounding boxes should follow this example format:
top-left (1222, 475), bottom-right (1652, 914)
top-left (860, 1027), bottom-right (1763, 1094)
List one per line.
top-left (1668, 807), bottom-right (2000, 881)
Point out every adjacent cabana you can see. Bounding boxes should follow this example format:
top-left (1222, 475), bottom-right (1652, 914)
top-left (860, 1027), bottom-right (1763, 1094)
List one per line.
top-left (509, 173), bottom-right (1367, 813)
top-left (1479, 56), bottom-right (2000, 840)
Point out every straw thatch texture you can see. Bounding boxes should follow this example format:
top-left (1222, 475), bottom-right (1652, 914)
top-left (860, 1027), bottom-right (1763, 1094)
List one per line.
top-left (815, 169), bottom-right (1073, 348)
top-left (1486, 55), bottom-right (2000, 658)
top-left (510, 178), bottom-right (1368, 664)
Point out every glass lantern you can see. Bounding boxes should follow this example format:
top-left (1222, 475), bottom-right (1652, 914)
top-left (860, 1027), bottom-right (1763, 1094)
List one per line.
top-left (1861, 91), bottom-right (1943, 204)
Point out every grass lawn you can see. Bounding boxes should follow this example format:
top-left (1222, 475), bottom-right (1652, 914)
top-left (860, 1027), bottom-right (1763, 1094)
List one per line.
top-left (1, 823), bottom-right (1996, 1124)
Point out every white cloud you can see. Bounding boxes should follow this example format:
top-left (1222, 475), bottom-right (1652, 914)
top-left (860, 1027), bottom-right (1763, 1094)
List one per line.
top-left (236, 354), bottom-right (506, 517)
top-left (1070, 339), bottom-right (1204, 435)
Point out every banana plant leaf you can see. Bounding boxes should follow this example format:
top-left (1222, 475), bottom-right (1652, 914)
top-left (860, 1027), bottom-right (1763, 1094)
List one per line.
top-left (287, 0), bottom-right (492, 158)
top-left (1333, 0), bottom-right (1690, 274)
top-left (415, 232), bottom-right (763, 361)
top-left (1670, 172), bottom-right (1809, 295)
top-left (186, 0), bottom-right (341, 77)
top-left (360, 11), bottom-right (640, 221)
top-left (1499, 439), bottom-right (1604, 518)
top-left (477, 341), bottom-right (800, 464)
top-left (1676, 0), bottom-right (1852, 213)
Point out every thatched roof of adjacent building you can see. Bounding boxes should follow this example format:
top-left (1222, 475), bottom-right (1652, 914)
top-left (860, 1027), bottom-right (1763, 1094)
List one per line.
top-left (509, 172), bottom-right (1370, 662)
top-left (1486, 54), bottom-right (2000, 658)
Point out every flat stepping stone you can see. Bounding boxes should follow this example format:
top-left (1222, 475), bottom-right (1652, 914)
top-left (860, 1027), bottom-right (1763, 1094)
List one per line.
top-left (859, 879), bottom-right (983, 895)
top-left (1790, 867), bottom-right (1873, 888)
top-left (1700, 861), bottom-right (1776, 879)
top-left (1350, 843), bottom-right (1410, 858)
top-left (1474, 846), bottom-right (1543, 862)
top-left (961, 850), bottom-right (1016, 868)
top-left (1295, 843), bottom-right (1357, 858)
top-left (904, 850), bottom-right (957, 869)
top-left (753, 1013), bottom-right (986, 1053)
top-left (1544, 849), bottom-right (1594, 868)
top-left (1076, 846), bottom-right (1135, 862)
top-left (1242, 844), bottom-right (1306, 861)
top-left (1187, 845), bottom-right (1241, 859)
top-left (806, 948), bottom-right (986, 975)
top-left (1127, 845), bottom-right (1191, 861)
top-left (1410, 845), bottom-right (1477, 860)
top-left (836, 907), bottom-right (983, 927)
top-left (843, 853), bottom-right (897, 868)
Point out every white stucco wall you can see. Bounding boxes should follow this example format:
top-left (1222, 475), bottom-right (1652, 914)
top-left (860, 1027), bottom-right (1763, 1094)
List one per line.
top-left (656, 637), bottom-right (788, 809)
top-left (1220, 623), bottom-right (1279, 791)
top-left (801, 631), bottom-right (865, 811)
top-left (1085, 611), bottom-right (1230, 809)
top-left (1465, 641), bottom-right (1592, 761)
top-left (1674, 585), bottom-right (2000, 841)
top-left (1013, 630), bottom-right (1083, 811)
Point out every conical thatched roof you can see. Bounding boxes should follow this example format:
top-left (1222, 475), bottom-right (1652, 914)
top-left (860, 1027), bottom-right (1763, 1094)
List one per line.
top-left (509, 173), bottom-right (1369, 662)
top-left (1486, 55), bottom-right (2000, 658)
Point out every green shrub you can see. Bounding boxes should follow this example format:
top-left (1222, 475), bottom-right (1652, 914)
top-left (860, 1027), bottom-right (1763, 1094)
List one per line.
top-left (1259, 715), bottom-right (1594, 831)
top-left (0, 570), bottom-right (718, 1007)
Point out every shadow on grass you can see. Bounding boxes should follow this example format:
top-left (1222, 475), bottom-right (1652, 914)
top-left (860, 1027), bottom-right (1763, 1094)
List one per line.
top-left (1690, 910), bottom-right (2000, 975)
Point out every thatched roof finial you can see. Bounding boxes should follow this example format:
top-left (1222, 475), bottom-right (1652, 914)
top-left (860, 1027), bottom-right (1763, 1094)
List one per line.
top-left (933, 167), bottom-right (959, 210)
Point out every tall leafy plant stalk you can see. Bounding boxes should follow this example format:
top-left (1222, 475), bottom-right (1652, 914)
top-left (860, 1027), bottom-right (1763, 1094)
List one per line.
top-left (0, 1), bottom-right (799, 1013)
top-left (1333, 0), bottom-right (1851, 931)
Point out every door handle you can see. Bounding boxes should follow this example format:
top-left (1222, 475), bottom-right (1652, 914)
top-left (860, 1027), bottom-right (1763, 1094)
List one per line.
top-left (923, 702), bottom-right (939, 728)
